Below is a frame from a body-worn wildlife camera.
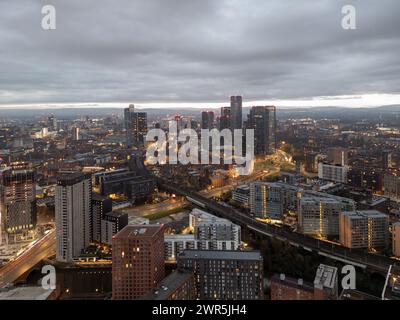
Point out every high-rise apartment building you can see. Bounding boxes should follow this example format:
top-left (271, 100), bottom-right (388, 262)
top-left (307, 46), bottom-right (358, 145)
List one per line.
top-left (298, 197), bottom-right (343, 237)
top-left (339, 210), bottom-right (389, 249)
top-left (384, 173), bottom-right (400, 202)
top-left (164, 209), bottom-right (241, 262)
top-left (250, 182), bottom-right (283, 219)
top-left (230, 96), bottom-right (242, 130)
top-left (112, 225), bottom-right (165, 300)
top-left (124, 104), bottom-right (148, 148)
top-left (91, 194), bottom-right (112, 242)
top-left (0, 164), bottom-right (36, 244)
top-left (246, 106), bottom-right (277, 155)
top-left (318, 163), bottom-right (348, 184)
top-left (177, 250), bottom-right (264, 300)
top-left (55, 172), bottom-right (92, 262)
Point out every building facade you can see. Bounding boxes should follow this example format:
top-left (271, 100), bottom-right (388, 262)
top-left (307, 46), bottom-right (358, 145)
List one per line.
top-left (55, 172), bottom-right (92, 262)
top-left (177, 250), bottom-right (264, 300)
top-left (112, 225), bottom-right (165, 300)
top-left (0, 165), bottom-right (36, 243)
top-left (339, 210), bottom-right (389, 249)
top-left (246, 106), bottom-right (276, 155)
top-left (318, 163), bottom-right (348, 184)
top-left (124, 104), bottom-right (148, 147)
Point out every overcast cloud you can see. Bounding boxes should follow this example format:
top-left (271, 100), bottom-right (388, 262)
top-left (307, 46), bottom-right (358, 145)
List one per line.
top-left (0, 0), bottom-right (399, 107)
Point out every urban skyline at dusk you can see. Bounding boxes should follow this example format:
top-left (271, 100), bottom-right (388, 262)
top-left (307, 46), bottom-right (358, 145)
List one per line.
top-left (0, 0), bottom-right (399, 313)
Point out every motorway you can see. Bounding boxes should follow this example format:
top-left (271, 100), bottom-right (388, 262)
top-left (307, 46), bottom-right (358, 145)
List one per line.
top-left (156, 176), bottom-right (397, 274)
top-left (0, 230), bottom-right (56, 288)
top-left (124, 168), bottom-right (277, 217)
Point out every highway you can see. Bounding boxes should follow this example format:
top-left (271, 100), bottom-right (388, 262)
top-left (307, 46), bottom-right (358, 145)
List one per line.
top-left (156, 176), bottom-right (397, 274)
top-left (124, 168), bottom-right (275, 217)
top-left (0, 230), bottom-right (56, 288)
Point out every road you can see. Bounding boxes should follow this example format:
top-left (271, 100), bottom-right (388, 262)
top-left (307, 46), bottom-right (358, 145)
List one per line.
top-left (156, 176), bottom-right (397, 274)
top-left (124, 167), bottom-right (278, 217)
top-left (0, 230), bottom-right (56, 288)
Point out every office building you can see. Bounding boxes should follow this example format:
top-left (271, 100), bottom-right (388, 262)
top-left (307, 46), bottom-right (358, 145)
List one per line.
top-left (178, 250), bottom-right (264, 300)
top-left (55, 172), bottom-right (92, 262)
top-left (201, 111), bottom-right (215, 130)
top-left (112, 225), bottom-right (165, 300)
top-left (124, 104), bottom-right (148, 147)
top-left (232, 184), bottom-right (250, 208)
top-left (246, 106), bottom-right (277, 155)
top-left (95, 170), bottom-right (155, 201)
top-left (219, 106), bottom-right (231, 130)
top-left (318, 163), bottom-right (348, 184)
top-left (339, 210), bottom-right (389, 249)
top-left (0, 164), bottom-right (36, 243)
top-left (230, 96), bottom-right (242, 130)
top-left (384, 174), bottom-right (400, 202)
top-left (140, 271), bottom-right (196, 300)
top-left (72, 127), bottom-right (80, 141)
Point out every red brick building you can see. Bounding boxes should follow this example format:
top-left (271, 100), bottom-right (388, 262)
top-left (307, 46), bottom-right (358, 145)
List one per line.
top-left (112, 224), bottom-right (165, 299)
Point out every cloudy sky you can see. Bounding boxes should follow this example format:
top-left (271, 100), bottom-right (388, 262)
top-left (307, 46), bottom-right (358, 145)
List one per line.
top-left (0, 0), bottom-right (399, 108)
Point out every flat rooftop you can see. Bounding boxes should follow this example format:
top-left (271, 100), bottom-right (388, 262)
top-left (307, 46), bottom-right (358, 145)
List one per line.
top-left (341, 210), bottom-right (388, 219)
top-left (140, 271), bottom-right (193, 300)
top-left (0, 286), bottom-right (54, 300)
top-left (271, 274), bottom-right (314, 293)
top-left (114, 224), bottom-right (164, 239)
top-left (178, 250), bottom-right (262, 261)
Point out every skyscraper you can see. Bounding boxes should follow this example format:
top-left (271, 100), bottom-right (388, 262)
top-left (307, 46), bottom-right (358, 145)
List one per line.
top-left (201, 111), bottom-right (215, 130)
top-left (124, 104), bottom-right (148, 148)
top-left (230, 96), bottom-right (242, 130)
top-left (0, 164), bottom-right (36, 244)
top-left (246, 106), bottom-right (276, 155)
top-left (112, 224), bottom-right (165, 300)
top-left (219, 106), bottom-right (231, 130)
top-left (382, 151), bottom-right (393, 169)
top-left (55, 172), bottom-right (92, 262)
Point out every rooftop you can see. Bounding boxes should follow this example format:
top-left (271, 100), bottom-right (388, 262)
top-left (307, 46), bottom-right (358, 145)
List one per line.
top-left (0, 286), bottom-right (54, 300)
top-left (114, 224), bottom-right (164, 239)
top-left (140, 271), bottom-right (193, 300)
top-left (341, 210), bottom-right (388, 219)
top-left (271, 274), bottom-right (314, 293)
top-left (178, 250), bottom-right (262, 261)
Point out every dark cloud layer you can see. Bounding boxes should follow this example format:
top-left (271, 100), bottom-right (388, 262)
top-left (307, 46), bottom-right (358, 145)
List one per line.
top-left (0, 0), bottom-right (399, 105)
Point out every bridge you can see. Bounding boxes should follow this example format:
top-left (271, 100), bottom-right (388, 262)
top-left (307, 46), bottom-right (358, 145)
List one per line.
top-left (156, 177), bottom-right (397, 275)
